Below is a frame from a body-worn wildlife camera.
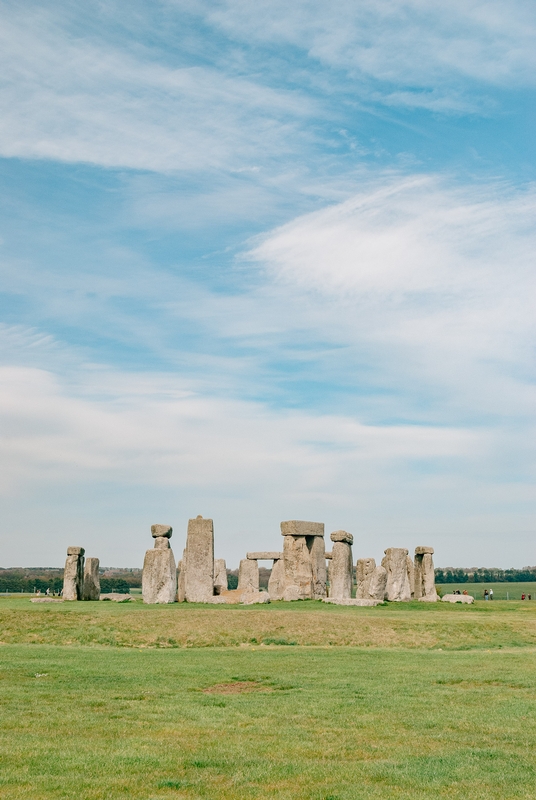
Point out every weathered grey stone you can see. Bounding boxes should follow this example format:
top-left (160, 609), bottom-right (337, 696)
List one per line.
top-left (31, 597), bottom-right (63, 603)
top-left (213, 559), bottom-right (227, 595)
top-left (368, 565), bottom-right (388, 601)
top-left (441, 593), bottom-right (474, 604)
top-left (246, 552), bottom-right (283, 560)
top-left (184, 516), bottom-right (214, 603)
top-left (382, 548), bottom-right (411, 601)
top-left (82, 557), bottom-right (100, 601)
top-left (328, 533), bottom-right (353, 601)
top-left (151, 524), bottom-right (172, 538)
top-left (100, 593), bottom-right (135, 602)
top-left (63, 548), bottom-right (85, 600)
top-left (154, 536), bottom-right (170, 549)
top-left (330, 530), bottom-right (354, 544)
top-left (177, 551), bottom-right (186, 602)
top-left (282, 534), bottom-right (313, 600)
top-left (142, 547), bottom-right (177, 603)
top-left (355, 558), bottom-right (376, 599)
top-left (323, 598), bottom-right (382, 606)
top-left (67, 546), bottom-right (85, 556)
top-left (407, 555), bottom-right (415, 599)
top-left (310, 535), bottom-right (327, 599)
top-left (414, 547), bottom-right (438, 602)
top-left (280, 520), bottom-right (324, 537)
top-left (325, 552), bottom-right (332, 559)
top-left (238, 558), bottom-right (259, 592)
top-left (241, 590), bottom-right (271, 605)
top-left (268, 557), bottom-right (286, 601)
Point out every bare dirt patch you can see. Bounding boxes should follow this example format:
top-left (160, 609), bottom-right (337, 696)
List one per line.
top-left (203, 681), bottom-right (273, 694)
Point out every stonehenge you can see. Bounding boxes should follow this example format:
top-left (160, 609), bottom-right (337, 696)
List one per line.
top-left (328, 531), bottom-right (353, 601)
top-left (382, 548), bottom-right (412, 602)
top-left (82, 557), bottom-right (100, 601)
top-left (414, 546), bottom-right (438, 601)
top-left (63, 546), bottom-right (85, 600)
top-left (142, 524), bottom-right (177, 604)
top-left (213, 559), bottom-right (228, 595)
top-left (182, 516), bottom-right (214, 603)
top-left (280, 520), bottom-right (326, 601)
top-left (238, 558), bottom-right (259, 592)
top-left (355, 558), bottom-right (376, 598)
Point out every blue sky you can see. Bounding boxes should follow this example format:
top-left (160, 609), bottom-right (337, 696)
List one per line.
top-left (1, 0), bottom-right (536, 568)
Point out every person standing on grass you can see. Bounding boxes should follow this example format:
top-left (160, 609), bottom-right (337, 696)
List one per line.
top-left (484, 589), bottom-right (489, 600)
top-left (522, 593), bottom-right (526, 600)
top-left (489, 588), bottom-right (493, 600)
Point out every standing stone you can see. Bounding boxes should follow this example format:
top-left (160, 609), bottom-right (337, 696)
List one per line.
top-left (382, 548), bottom-right (411, 601)
top-left (268, 557), bottom-right (286, 601)
top-left (63, 546), bottom-right (85, 601)
top-left (238, 558), bottom-right (259, 592)
top-left (82, 557), bottom-right (100, 600)
top-left (142, 525), bottom-right (177, 604)
top-left (310, 535), bottom-right (327, 599)
top-left (368, 565), bottom-right (388, 600)
top-left (414, 546), bottom-right (438, 602)
top-left (280, 520), bottom-right (325, 601)
top-left (328, 531), bottom-right (353, 601)
top-left (214, 559), bottom-right (227, 595)
top-left (184, 516), bottom-right (214, 602)
top-left (355, 558), bottom-right (376, 599)
top-left (407, 555), bottom-right (415, 599)
top-left (177, 549), bottom-right (187, 602)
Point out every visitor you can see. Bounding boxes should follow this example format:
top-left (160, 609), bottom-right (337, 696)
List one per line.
top-left (529, 595), bottom-right (532, 600)
top-left (463, 589), bottom-right (468, 595)
top-left (521, 593), bottom-right (526, 600)
top-left (484, 589), bottom-right (489, 600)
top-left (489, 588), bottom-right (493, 600)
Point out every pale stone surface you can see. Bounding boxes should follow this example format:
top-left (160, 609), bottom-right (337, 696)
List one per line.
top-left (142, 548), bottom-right (177, 603)
top-left (82, 557), bottom-right (100, 601)
top-left (213, 559), bottom-right (227, 595)
top-left (151, 524), bottom-right (172, 538)
top-left (310, 535), bottom-right (327, 599)
top-left (330, 530), bottom-right (354, 544)
top-left (63, 548), bottom-right (85, 601)
top-left (241, 590), bottom-right (271, 605)
top-left (246, 552), bottom-right (283, 560)
top-left (177, 551), bottom-right (186, 602)
top-left (184, 516), bottom-right (214, 603)
top-left (355, 558), bottom-right (376, 599)
top-left (268, 557), bottom-right (286, 601)
top-left (31, 597), bottom-right (63, 603)
top-left (238, 558), bottom-right (259, 592)
top-left (414, 547), bottom-right (437, 601)
top-left (325, 552), bottom-right (332, 559)
top-left (154, 537), bottom-right (170, 550)
top-left (100, 593), bottom-right (135, 602)
top-left (382, 548), bottom-right (411, 601)
top-left (368, 566), bottom-right (388, 601)
top-left (407, 555), bottom-right (415, 599)
top-left (67, 546), bottom-right (85, 556)
top-left (280, 520), bottom-right (324, 537)
top-left (323, 598), bottom-right (382, 606)
top-left (441, 593), bottom-right (474, 604)
top-left (282, 534), bottom-right (313, 600)
top-left (328, 537), bottom-right (353, 600)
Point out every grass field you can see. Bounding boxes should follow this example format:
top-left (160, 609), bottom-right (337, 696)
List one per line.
top-left (437, 582), bottom-right (536, 600)
top-left (2, 598), bottom-right (536, 799)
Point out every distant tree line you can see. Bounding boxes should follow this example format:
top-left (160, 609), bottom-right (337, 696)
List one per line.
top-left (0, 568), bottom-right (136, 594)
top-left (435, 568), bottom-right (536, 583)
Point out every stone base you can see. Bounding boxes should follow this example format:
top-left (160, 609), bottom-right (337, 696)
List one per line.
top-left (418, 593), bottom-right (438, 602)
top-left (323, 598), bottom-right (383, 607)
top-left (441, 594), bottom-right (474, 604)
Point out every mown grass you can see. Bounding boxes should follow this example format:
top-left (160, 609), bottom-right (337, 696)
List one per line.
top-left (437, 582), bottom-right (536, 600)
top-left (1, 644), bottom-right (536, 799)
top-left (2, 596), bottom-right (536, 650)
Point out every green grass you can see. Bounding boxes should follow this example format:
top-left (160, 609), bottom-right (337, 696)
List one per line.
top-left (2, 598), bottom-right (536, 798)
top-left (437, 581), bottom-right (536, 600)
top-left (1, 644), bottom-right (536, 799)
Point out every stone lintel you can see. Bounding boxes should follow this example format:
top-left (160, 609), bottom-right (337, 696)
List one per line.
top-left (414, 546), bottom-right (434, 555)
top-left (330, 530), bottom-right (353, 544)
top-left (280, 520), bottom-right (324, 537)
top-left (151, 524), bottom-right (172, 538)
top-left (325, 552), bottom-right (332, 559)
top-left (67, 546), bottom-right (85, 556)
top-left (246, 551), bottom-right (283, 560)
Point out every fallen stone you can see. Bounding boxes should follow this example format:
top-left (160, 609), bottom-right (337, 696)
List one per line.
top-left (441, 594), bottom-right (474, 604)
top-left (82, 557), bottom-right (100, 601)
top-left (241, 591), bottom-right (271, 605)
top-left (323, 598), bottom-right (382, 606)
top-left (31, 597), bottom-right (63, 603)
top-left (100, 593), bottom-right (135, 602)
top-left (151, 524), bottom-right (172, 538)
top-left (246, 552), bottom-right (283, 560)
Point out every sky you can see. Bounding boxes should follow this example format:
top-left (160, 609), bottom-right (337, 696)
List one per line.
top-left (1, 0), bottom-right (535, 569)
